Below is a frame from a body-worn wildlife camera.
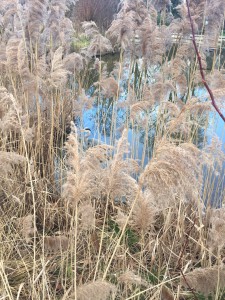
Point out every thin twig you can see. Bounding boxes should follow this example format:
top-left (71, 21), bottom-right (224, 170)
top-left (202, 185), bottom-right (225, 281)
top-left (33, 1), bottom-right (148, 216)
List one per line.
top-left (186, 0), bottom-right (225, 122)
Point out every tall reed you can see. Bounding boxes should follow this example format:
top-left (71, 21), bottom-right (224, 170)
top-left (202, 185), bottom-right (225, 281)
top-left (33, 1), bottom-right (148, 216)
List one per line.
top-left (0, 0), bottom-right (225, 299)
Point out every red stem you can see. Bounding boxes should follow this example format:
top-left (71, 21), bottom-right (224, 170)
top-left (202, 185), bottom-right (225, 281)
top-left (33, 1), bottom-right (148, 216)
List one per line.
top-left (186, 0), bottom-right (225, 122)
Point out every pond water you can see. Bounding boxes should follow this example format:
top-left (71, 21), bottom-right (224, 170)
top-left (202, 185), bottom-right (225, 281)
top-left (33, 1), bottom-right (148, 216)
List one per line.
top-left (76, 54), bottom-right (156, 166)
top-left (71, 50), bottom-right (225, 207)
top-left (203, 111), bottom-right (225, 207)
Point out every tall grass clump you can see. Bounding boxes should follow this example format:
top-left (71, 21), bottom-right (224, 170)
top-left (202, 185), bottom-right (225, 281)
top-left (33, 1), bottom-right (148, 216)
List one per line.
top-left (0, 0), bottom-right (225, 299)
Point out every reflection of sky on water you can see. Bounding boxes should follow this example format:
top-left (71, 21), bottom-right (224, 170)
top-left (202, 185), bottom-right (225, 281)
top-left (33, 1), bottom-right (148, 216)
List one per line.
top-left (208, 112), bottom-right (225, 145)
top-left (195, 87), bottom-right (225, 207)
top-left (205, 113), bottom-right (225, 208)
top-left (76, 59), bottom-right (154, 167)
top-left (78, 84), bottom-right (225, 206)
top-left (80, 102), bottom-right (150, 167)
top-left (195, 87), bottom-right (225, 145)
top-left (72, 54), bottom-right (225, 206)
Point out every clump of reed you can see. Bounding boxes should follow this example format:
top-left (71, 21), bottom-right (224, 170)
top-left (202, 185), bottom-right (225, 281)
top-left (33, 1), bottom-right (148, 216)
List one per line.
top-left (0, 0), bottom-right (225, 299)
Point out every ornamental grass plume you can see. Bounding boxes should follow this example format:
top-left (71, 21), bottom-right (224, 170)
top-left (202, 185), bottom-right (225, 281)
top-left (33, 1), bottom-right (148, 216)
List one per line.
top-left (82, 21), bottom-right (99, 38)
top-left (130, 101), bottom-right (154, 121)
top-left (139, 139), bottom-right (203, 208)
top-left (0, 151), bottom-right (26, 176)
top-left (137, 16), bottom-right (166, 64)
top-left (48, 46), bottom-right (69, 88)
top-left (87, 34), bottom-right (113, 57)
top-left (0, 87), bottom-right (23, 133)
top-left (62, 123), bottom-right (97, 205)
top-left (106, 5), bottom-right (136, 50)
top-left (69, 280), bottom-right (116, 300)
top-left (118, 270), bottom-right (148, 287)
top-left (101, 129), bottom-right (139, 202)
top-left (167, 97), bottom-right (212, 137)
top-left (63, 52), bottom-right (84, 73)
top-left (203, 0), bottom-right (225, 49)
top-left (26, 0), bottom-right (48, 42)
top-left (82, 21), bottom-right (113, 56)
top-left (18, 214), bottom-right (36, 243)
top-left (208, 207), bottom-right (225, 252)
top-left (0, 86), bottom-right (34, 143)
top-left (79, 203), bottom-right (96, 231)
top-left (181, 266), bottom-right (225, 296)
top-left (0, 0), bottom-right (225, 299)
top-left (130, 191), bottom-right (156, 234)
top-left (95, 77), bottom-right (119, 98)
top-left (63, 123), bottom-right (134, 206)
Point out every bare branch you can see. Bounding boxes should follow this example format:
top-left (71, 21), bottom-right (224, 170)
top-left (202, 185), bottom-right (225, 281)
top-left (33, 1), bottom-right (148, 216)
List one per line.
top-left (186, 0), bottom-right (225, 122)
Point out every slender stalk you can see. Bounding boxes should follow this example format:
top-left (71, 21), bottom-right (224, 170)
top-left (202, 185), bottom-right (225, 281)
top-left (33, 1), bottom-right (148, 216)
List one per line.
top-left (186, 0), bottom-right (225, 122)
top-left (73, 203), bottom-right (78, 300)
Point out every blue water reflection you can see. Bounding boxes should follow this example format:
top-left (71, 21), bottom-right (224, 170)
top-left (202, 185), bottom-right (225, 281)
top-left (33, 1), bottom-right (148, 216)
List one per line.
top-left (194, 88), bottom-right (225, 207)
top-left (74, 57), bottom-right (225, 207)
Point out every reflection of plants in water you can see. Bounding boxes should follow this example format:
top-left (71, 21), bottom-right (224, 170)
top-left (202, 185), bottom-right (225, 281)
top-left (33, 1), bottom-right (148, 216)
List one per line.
top-left (81, 53), bottom-right (210, 161)
top-left (1, 0), bottom-right (225, 299)
top-left (95, 97), bottom-right (115, 136)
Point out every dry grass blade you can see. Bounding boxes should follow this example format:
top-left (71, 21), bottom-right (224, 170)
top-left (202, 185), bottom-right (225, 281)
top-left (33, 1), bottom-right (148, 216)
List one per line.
top-left (0, 0), bottom-right (225, 299)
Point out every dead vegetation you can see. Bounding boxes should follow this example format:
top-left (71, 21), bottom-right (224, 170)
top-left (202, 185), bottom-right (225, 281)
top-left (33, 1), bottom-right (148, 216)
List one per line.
top-left (0, 0), bottom-right (225, 299)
